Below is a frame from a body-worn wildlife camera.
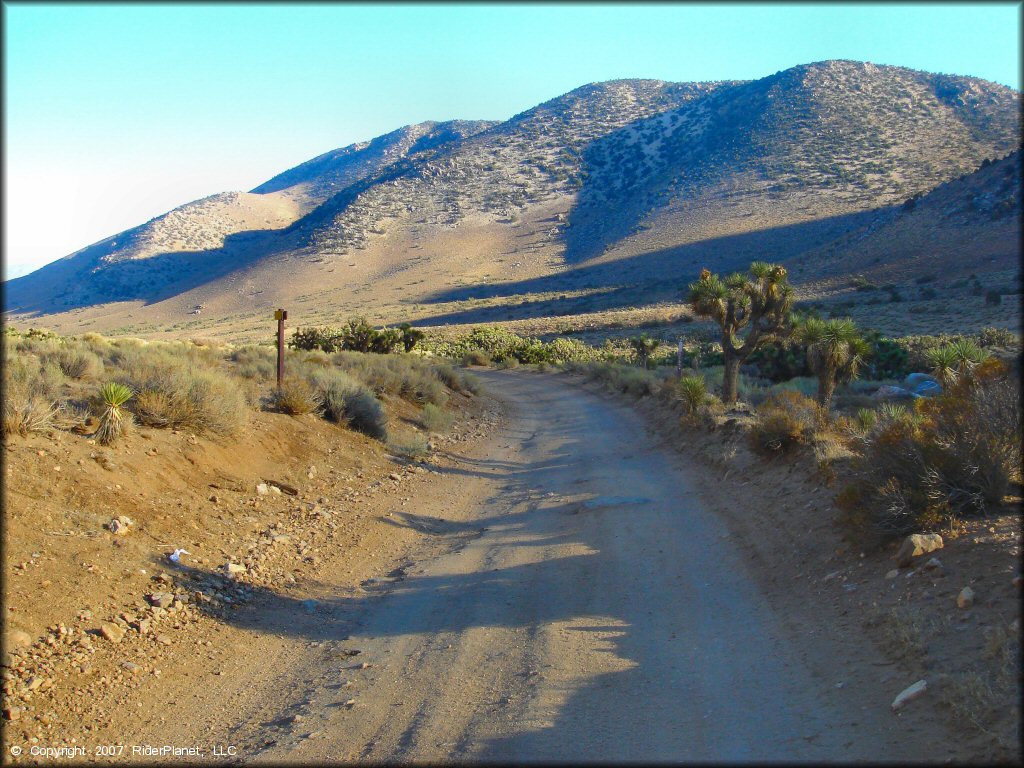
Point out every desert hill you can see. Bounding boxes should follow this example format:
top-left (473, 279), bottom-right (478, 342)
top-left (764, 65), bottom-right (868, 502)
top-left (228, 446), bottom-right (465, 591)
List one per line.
top-left (3, 60), bottom-right (1019, 341)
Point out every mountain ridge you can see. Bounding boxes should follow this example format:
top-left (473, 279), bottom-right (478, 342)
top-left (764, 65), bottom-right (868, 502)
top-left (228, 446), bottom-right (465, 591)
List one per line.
top-left (4, 60), bottom-right (1020, 339)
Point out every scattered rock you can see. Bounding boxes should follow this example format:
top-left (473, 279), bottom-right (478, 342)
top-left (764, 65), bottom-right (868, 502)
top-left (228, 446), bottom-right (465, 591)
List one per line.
top-left (885, 569), bottom-right (900, 580)
top-left (256, 483), bottom-right (269, 496)
top-left (1010, 618), bottom-right (1020, 633)
top-left (108, 516), bottom-right (133, 535)
top-left (894, 533), bottom-right (943, 567)
top-left (923, 558), bottom-right (944, 573)
top-left (956, 586), bottom-right (975, 609)
top-left (388, 472), bottom-right (402, 481)
top-left (4, 706), bottom-right (20, 721)
top-left (100, 623), bottom-right (125, 644)
top-left (1013, 575), bottom-right (1023, 591)
top-left (891, 679), bottom-right (928, 710)
top-left (226, 563), bottom-right (246, 575)
top-left (156, 634), bottom-right (172, 646)
top-left (147, 593), bottom-right (174, 609)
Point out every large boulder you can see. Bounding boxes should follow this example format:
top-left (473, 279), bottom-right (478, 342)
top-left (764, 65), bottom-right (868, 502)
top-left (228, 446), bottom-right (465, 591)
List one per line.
top-left (904, 373), bottom-right (942, 397)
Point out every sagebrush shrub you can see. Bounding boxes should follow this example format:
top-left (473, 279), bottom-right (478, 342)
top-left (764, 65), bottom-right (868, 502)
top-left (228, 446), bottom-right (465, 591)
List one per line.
top-left (841, 359), bottom-right (1021, 539)
top-left (311, 368), bottom-right (388, 440)
top-left (48, 346), bottom-right (103, 379)
top-left (751, 391), bottom-right (821, 453)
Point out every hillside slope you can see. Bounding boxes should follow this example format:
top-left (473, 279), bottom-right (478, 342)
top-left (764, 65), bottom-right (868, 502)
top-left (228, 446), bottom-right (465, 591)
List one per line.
top-left (4, 60), bottom-right (1019, 340)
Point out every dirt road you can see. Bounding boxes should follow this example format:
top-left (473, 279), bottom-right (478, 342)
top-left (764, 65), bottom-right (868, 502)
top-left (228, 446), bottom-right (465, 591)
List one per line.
top-left (114, 370), bottom-right (955, 763)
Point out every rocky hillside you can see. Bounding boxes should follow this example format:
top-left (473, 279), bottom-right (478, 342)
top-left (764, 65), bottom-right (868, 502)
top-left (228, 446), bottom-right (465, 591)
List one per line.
top-left (4, 60), bottom-right (1019, 337)
top-left (802, 147), bottom-right (1021, 286)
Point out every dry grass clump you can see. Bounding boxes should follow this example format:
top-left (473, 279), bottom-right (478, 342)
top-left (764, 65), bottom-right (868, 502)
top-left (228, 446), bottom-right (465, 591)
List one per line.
top-left (462, 350), bottom-right (492, 367)
top-left (106, 343), bottom-right (248, 436)
top-left (751, 391), bottom-right (822, 453)
top-left (272, 375), bottom-right (322, 416)
top-left (838, 359), bottom-right (1021, 538)
top-left (565, 360), bottom-right (664, 398)
top-left (419, 403), bottom-right (454, 433)
top-left (389, 434), bottom-right (429, 460)
top-left (2, 353), bottom-right (64, 436)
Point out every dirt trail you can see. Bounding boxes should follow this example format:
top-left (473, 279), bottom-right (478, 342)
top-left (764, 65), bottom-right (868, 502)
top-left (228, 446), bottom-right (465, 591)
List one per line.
top-left (100, 370), bottom-right (959, 762)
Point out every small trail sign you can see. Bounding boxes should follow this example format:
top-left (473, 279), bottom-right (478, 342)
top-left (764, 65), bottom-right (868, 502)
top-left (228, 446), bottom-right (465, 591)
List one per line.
top-left (275, 309), bottom-right (288, 387)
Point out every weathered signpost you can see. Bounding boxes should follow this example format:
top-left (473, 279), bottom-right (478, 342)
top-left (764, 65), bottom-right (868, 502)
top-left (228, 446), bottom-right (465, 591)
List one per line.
top-left (676, 337), bottom-right (684, 379)
top-left (275, 309), bottom-right (288, 388)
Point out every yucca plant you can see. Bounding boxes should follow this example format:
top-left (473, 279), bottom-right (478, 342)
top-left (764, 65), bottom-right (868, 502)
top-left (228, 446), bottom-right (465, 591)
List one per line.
top-left (95, 382), bottom-right (133, 445)
top-left (855, 407), bottom-right (877, 431)
top-left (796, 316), bottom-right (870, 410)
top-left (676, 375), bottom-right (709, 414)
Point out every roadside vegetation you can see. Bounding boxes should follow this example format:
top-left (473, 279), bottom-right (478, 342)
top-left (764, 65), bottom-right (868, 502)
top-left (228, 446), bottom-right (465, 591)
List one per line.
top-left (3, 325), bottom-right (478, 447)
top-left (295, 263), bottom-right (1020, 551)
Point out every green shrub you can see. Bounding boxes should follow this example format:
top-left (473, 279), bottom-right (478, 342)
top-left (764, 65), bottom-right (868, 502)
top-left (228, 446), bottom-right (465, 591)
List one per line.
top-left (497, 356), bottom-right (520, 370)
top-left (420, 403), bottom-right (454, 433)
top-left (230, 345), bottom-right (276, 380)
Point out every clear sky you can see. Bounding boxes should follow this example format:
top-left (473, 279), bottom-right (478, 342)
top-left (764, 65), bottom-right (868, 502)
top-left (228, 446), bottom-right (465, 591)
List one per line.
top-left (3, 2), bottom-right (1020, 280)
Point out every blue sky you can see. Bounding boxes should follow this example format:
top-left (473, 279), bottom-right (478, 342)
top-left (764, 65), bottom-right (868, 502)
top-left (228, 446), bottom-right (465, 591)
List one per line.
top-left (3, 2), bottom-right (1021, 279)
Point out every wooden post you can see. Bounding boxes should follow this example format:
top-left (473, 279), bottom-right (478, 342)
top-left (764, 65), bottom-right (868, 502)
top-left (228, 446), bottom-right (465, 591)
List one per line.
top-left (676, 338), bottom-right (684, 379)
top-left (275, 309), bottom-right (287, 388)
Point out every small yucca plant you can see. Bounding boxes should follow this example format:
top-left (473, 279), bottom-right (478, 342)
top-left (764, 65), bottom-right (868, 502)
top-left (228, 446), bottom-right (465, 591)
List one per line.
top-left (95, 382), bottom-right (133, 445)
top-left (676, 375), bottom-right (708, 414)
top-left (855, 407), bottom-right (877, 431)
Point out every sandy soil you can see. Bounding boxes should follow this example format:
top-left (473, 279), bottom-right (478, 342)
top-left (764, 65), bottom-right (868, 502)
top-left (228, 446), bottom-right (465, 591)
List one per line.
top-left (6, 370), bottom-right (1008, 763)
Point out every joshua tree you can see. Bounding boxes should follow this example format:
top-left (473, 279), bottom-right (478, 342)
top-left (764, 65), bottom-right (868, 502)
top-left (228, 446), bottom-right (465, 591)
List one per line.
top-left (628, 334), bottom-right (659, 369)
top-left (398, 323), bottom-right (425, 353)
top-left (796, 317), bottom-right (870, 410)
top-left (688, 262), bottom-right (793, 404)
top-left (341, 317), bottom-right (376, 352)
